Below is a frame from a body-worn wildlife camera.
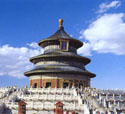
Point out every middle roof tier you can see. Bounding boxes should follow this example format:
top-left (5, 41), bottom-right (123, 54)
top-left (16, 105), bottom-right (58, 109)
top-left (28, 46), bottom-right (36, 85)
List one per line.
top-left (30, 51), bottom-right (91, 65)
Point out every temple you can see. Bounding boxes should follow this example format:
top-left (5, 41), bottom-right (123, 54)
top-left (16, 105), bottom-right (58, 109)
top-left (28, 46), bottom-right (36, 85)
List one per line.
top-left (24, 19), bottom-right (96, 88)
top-left (0, 19), bottom-right (124, 114)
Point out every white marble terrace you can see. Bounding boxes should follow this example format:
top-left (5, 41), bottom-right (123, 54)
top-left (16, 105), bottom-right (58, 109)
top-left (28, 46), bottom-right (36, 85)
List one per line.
top-left (0, 87), bottom-right (125, 114)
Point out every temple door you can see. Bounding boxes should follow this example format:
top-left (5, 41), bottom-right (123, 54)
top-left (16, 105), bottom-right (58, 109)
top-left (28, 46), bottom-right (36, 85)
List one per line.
top-left (55, 101), bottom-right (63, 114)
top-left (18, 100), bottom-right (26, 114)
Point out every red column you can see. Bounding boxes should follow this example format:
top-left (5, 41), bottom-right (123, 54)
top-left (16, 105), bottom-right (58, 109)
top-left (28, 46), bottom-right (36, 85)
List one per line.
top-left (66, 111), bottom-right (69, 114)
top-left (30, 80), bottom-right (32, 87)
top-left (40, 79), bottom-right (42, 88)
top-left (56, 79), bottom-right (58, 88)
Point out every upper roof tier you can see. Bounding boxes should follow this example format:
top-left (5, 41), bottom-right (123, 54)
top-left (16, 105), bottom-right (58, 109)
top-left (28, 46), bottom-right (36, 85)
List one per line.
top-left (38, 19), bottom-right (83, 49)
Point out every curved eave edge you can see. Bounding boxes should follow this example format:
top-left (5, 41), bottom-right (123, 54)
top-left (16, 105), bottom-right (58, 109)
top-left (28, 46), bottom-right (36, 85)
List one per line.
top-left (38, 38), bottom-right (83, 48)
top-left (29, 54), bottom-right (91, 65)
top-left (24, 70), bottom-right (96, 78)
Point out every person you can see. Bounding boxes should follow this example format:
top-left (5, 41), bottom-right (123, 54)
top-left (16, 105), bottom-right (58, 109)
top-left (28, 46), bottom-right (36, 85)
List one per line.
top-left (90, 109), bottom-right (93, 114)
top-left (96, 111), bottom-right (100, 114)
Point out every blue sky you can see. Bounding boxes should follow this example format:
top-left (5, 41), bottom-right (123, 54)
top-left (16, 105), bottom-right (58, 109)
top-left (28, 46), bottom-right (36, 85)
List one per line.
top-left (0, 0), bottom-right (125, 89)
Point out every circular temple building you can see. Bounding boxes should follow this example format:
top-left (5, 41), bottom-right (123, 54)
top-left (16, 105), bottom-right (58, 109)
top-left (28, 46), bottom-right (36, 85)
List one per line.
top-left (24, 19), bottom-right (96, 88)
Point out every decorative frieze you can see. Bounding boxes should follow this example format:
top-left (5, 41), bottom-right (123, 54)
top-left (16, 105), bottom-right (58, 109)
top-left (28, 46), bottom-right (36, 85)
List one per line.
top-left (43, 45), bottom-right (77, 53)
top-left (35, 60), bottom-right (85, 69)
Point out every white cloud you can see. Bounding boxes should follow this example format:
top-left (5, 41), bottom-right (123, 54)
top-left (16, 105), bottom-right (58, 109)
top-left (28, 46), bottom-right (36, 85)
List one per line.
top-left (97, 1), bottom-right (121, 13)
top-left (79, 13), bottom-right (125, 56)
top-left (27, 42), bottom-right (40, 49)
top-left (0, 43), bottom-right (43, 78)
top-left (78, 43), bottom-right (92, 56)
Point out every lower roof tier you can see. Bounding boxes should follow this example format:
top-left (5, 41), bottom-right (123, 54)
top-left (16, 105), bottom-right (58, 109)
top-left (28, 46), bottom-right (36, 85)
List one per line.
top-left (24, 65), bottom-right (96, 78)
top-left (30, 51), bottom-right (91, 65)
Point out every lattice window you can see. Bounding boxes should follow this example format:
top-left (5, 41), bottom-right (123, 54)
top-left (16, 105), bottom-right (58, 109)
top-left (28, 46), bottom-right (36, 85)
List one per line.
top-left (60, 40), bottom-right (69, 51)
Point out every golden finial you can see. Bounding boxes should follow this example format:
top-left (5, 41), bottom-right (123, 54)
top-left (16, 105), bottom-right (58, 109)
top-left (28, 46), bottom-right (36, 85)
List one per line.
top-left (59, 19), bottom-right (63, 26)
